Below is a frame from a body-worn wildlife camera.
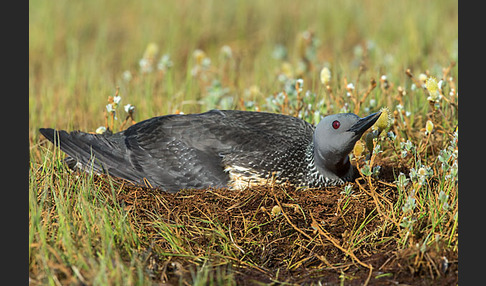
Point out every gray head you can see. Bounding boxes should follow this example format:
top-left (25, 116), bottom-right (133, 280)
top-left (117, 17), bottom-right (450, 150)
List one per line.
top-left (313, 112), bottom-right (381, 181)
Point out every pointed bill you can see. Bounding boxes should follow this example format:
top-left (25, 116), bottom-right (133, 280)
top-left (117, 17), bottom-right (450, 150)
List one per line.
top-left (347, 112), bottom-right (382, 135)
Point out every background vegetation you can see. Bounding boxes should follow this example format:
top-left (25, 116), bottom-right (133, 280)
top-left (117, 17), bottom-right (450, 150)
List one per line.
top-left (29, 0), bottom-right (458, 284)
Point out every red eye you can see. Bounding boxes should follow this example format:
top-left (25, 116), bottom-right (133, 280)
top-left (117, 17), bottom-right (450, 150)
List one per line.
top-left (332, 120), bottom-right (340, 129)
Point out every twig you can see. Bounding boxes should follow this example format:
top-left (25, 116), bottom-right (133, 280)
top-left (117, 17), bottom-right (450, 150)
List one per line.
top-left (405, 69), bottom-right (425, 90)
top-left (228, 225), bottom-right (245, 254)
top-left (356, 180), bottom-right (398, 228)
top-left (308, 211), bottom-right (374, 283)
top-left (294, 80), bottom-right (304, 118)
top-left (272, 191), bottom-right (313, 241)
top-left (218, 254), bottom-right (270, 276)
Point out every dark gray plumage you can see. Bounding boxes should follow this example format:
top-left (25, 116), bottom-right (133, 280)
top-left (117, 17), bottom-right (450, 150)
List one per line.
top-left (39, 109), bottom-right (381, 192)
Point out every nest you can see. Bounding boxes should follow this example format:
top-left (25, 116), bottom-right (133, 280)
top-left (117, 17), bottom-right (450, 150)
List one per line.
top-left (91, 162), bottom-right (456, 285)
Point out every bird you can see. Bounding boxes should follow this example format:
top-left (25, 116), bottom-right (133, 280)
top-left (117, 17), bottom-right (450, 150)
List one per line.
top-left (39, 109), bottom-right (381, 193)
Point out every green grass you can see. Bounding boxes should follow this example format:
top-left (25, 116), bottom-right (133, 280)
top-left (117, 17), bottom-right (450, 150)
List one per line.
top-left (30, 0), bottom-right (458, 284)
top-left (30, 150), bottom-right (148, 285)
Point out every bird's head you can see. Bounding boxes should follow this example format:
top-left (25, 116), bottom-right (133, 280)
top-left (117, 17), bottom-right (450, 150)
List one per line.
top-left (313, 111), bottom-right (381, 180)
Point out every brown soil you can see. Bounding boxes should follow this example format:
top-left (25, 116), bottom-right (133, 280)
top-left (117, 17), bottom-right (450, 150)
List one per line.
top-left (98, 163), bottom-right (457, 285)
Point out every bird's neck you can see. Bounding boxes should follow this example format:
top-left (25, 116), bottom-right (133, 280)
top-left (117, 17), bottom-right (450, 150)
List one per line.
top-left (308, 142), bottom-right (354, 184)
top-left (317, 155), bottom-right (351, 179)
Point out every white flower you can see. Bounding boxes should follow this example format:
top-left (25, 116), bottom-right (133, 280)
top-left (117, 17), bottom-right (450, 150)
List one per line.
top-left (201, 57), bottom-right (211, 69)
top-left (122, 70), bottom-right (132, 82)
top-left (417, 167), bottom-right (427, 177)
top-left (353, 45), bottom-right (363, 58)
top-left (418, 73), bottom-right (428, 84)
top-left (124, 104), bottom-right (135, 113)
top-left (438, 191), bottom-right (450, 211)
top-left (387, 131), bottom-right (396, 140)
top-left (438, 80), bottom-right (444, 90)
top-left (191, 66), bottom-right (201, 77)
top-left (220, 45), bottom-right (233, 59)
top-left (272, 44), bottom-right (287, 60)
top-left (95, 126), bottom-right (107, 134)
top-left (106, 104), bottom-right (114, 113)
top-left (340, 103), bottom-right (349, 113)
top-left (158, 54), bottom-right (173, 71)
top-left (296, 78), bottom-right (304, 92)
top-left (113, 95), bottom-right (122, 105)
top-left (402, 191), bottom-right (416, 213)
top-left (346, 83), bottom-right (355, 90)
top-left (139, 58), bottom-right (153, 73)
top-left (313, 110), bottom-right (322, 124)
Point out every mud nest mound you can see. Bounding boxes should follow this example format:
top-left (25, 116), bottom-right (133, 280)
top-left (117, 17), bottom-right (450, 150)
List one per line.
top-left (94, 163), bottom-right (457, 285)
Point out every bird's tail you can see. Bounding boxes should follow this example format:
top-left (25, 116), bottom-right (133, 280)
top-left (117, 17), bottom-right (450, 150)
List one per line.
top-left (39, 128), bottom-right (142, 182)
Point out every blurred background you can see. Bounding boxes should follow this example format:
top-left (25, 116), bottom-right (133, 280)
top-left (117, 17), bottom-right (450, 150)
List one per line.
top-left (29, 0), bottom-right (458, 138)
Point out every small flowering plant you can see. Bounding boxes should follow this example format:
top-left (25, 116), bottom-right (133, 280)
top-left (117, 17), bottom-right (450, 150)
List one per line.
top-left (139, 43), bottom-right (159, 74)
top-left (99, 87), bottom-right (136, 134)
top-left (425, 76), bottom-right (442, 103)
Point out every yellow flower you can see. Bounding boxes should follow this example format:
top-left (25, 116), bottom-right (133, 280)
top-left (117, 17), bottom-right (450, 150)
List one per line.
top-left (271, 205), bottom-right (282, 216)
top-left (248, 85), bottom-right (261, 97)
top-left (425, 120), bottom-right (434, 135)
top-left (353, 140), bottom-right (365, 158)
top-left (372, 107), bottom-right (391, 134)
top-left (320, 67), bottom-right (331, 85)
top-left (143, 43), bottom-right (159, 60)
top-left (193, 49), bottom-right (207, 65)
top-left (426, 76), bottom-right (440, 101)
top-left (281, 62), bottom-right (293, 78)
top-left (140, 43), bottom-right (159, 73)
